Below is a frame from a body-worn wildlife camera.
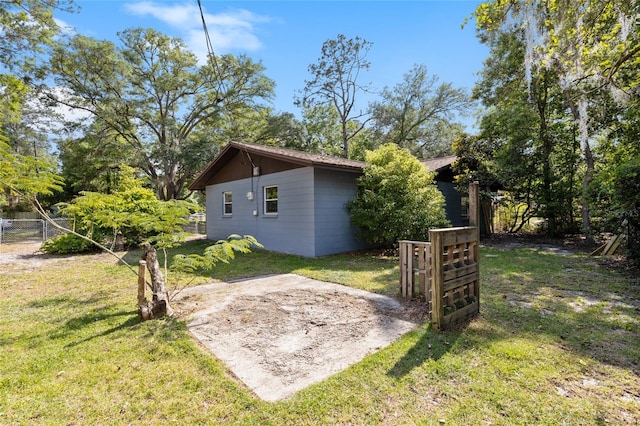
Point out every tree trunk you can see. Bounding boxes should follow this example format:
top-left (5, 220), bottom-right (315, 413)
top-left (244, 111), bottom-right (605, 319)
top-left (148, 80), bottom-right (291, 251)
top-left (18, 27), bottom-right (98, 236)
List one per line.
top-left (138, 243), bottom-right (174, 320)
top-left (581, 139), bottom-right (594, 238)
top-left (564, 91), bottom-right (593, 239)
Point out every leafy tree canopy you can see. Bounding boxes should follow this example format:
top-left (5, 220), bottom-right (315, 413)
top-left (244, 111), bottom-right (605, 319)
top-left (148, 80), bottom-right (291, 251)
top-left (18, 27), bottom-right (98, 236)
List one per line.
top-left (369, 64), bottom-right (472, 159)
top-left (0, 0), bottom-right (75, 73)
top-left (472, 0), bottom-right (640, 235)
top-left (49, 27), bottom-right (275, 200)
top-left (56, 165), bottom-right (197, 250)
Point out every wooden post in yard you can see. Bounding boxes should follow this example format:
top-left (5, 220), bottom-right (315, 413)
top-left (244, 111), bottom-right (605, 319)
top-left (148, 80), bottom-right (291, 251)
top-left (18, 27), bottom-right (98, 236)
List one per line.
top-left (469, 181), bottom-right (480, 314)
top-left (137, 260), bottom-right (147, 306)
top-left (469, 181), bottom-right (480, 234)
top-left (430, 230), bottom-right (444, 330)
top-left (141, 243), bottom-right (174, 319)
top-left (137, 260), bottom-right (151, 320)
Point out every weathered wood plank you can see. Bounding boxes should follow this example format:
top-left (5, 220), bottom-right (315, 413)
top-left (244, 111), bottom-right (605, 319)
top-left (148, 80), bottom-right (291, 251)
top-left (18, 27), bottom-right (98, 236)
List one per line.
top-left (442, 302), bottom-right (479, 327)
top-left (443, 263), bottom-right (478, 281)
top-left (430, 230), bottom-right (444, 330)
top-left (431, 227), bottom-right (477, 246)
top-left (443, 273), bottom-right (479, 293)
top-left (418, 243), bottom-right (427, 296)
top-left (399, 240), bottom-right (433, 300)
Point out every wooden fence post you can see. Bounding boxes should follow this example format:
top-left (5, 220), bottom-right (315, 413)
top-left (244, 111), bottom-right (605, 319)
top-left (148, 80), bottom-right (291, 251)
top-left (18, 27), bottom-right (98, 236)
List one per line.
top-left (469, 181), bottom-right (480, 233)
top-left (430, 230), bottom-right (444, 331)
top-left (399, 241), bottom-right (409, 298)
top-left (469, 181), bottom-right (480, 313)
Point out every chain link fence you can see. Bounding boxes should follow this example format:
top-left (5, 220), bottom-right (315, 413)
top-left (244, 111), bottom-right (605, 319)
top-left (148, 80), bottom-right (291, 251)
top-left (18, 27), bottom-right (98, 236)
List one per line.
top-left (1, 216), bottom-right (205, 244)
top-left (0, 218), bottom-right (74, 244)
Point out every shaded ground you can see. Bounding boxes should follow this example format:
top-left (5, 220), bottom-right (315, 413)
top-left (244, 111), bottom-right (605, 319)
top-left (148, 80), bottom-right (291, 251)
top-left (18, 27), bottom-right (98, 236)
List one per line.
top-left (172, 274), bottom-right (428, 401)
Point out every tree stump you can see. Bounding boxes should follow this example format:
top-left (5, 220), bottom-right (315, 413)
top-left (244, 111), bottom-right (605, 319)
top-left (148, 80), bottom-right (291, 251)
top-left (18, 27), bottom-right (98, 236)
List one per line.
top-left (137, 243), bottom-right (174, 320)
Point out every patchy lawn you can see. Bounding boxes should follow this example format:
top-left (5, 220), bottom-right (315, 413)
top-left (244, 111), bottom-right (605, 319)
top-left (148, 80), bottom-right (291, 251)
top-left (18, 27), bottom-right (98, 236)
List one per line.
top-left (0, 238), bottom-right (638, 424)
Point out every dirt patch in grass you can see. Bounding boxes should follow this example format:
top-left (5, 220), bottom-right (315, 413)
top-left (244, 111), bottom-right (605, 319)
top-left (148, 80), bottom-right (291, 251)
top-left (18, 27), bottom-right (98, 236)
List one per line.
top-left (172, 274), bottom-right (429, 401)
top-left (0, 242), bottom-right (66, 273)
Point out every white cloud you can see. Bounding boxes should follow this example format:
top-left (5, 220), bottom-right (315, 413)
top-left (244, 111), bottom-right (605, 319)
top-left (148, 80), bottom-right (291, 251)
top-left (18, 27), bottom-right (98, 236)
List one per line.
top-left (123, 1), bottom-right (269, 62)
top-left (54, 17), bottom-right (76, 37)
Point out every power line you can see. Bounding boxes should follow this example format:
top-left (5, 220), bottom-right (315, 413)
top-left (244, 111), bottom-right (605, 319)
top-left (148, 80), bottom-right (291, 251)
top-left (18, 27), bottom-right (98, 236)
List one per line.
top-left (197, 0), bottom-right (226, 96)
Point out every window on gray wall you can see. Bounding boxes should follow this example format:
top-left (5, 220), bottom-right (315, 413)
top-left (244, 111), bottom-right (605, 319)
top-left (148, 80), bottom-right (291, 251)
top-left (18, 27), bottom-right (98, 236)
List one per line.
top-left (223, 191), bottom-right (232, 215)
top-left (264, 185), bottom-right (278, 215)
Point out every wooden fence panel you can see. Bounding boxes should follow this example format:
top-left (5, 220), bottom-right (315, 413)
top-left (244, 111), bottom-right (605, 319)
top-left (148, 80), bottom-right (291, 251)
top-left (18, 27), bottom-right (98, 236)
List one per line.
top-left (430, 227), bottom-right (479, 331)
top-left (398, 183), bottom-right (481, 330)
top-left (399, 240), bottom-right (431, 307)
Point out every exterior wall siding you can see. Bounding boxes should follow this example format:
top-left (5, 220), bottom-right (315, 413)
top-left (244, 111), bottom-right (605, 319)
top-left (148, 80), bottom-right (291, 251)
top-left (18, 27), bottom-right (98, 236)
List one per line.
top-left (436, 181), bottom-right (468, 227)
top-left (205, 167), bottom-right (316, 257)
top-left (313, 168), bottom-right (369, 256)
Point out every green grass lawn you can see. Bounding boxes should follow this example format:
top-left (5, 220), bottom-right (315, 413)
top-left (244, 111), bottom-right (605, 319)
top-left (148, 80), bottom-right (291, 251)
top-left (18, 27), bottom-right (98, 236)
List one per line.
top-left (1, 240), bottom-right (638, 425)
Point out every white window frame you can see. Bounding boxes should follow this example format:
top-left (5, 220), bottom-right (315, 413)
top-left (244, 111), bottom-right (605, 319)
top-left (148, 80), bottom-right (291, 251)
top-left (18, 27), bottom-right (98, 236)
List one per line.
top-left (263, 185), bottom-right (278, 215)
top-left (223, 191), bottom-right (233, 216)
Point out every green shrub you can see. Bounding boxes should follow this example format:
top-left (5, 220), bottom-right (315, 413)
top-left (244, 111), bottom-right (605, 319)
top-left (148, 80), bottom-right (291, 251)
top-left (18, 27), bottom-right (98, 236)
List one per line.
top-left (347, 143), bottom-right (449, 246)
top-left (40, 233), bottom-right (97, 255)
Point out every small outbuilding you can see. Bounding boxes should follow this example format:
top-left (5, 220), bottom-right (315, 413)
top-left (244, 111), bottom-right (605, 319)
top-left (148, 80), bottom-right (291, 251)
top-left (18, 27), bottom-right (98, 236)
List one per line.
top-left (189, 142), bottom-right (474, 257)
top-left (188, 141), bottom-right (370, 257)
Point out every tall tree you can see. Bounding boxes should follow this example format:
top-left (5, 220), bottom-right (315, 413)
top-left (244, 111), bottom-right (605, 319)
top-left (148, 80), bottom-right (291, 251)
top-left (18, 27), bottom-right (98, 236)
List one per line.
top-left (57, 124), bottom-right (138, 195)
top-left (297, 34), bottom-right (373, 158)
top-left (49, 28), bottom-right (275, 200)
top-left (301, 104), bottom-right (343, 156)
top-left (589, 87), bottom-right (640, 263)
top-left (254, 111), bottom-right (310, 152)
top-left (473, 0), bottom-right (640, 235)
top-left (470, 29), bottom-right (581, 235)
top-left (0, 0), bottom-right (75, 72)
top-left (370, 64), bottom-right (472, 159)
top-left (0, 0), bottom-right (75, 211)
top-left (1, 77), bottom-right (62, 210)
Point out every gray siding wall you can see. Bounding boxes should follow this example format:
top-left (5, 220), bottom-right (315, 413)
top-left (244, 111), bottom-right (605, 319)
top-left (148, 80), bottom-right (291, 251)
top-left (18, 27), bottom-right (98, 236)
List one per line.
top-left (205, 167), bottom-right (316, 257)
top-left (313, 168), bottom-right (368, 256)
top-left (437, 181), bottom-right (468, 227)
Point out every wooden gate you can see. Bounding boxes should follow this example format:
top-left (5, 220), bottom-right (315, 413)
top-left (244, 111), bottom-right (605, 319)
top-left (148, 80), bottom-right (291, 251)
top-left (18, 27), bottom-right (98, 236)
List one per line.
top-left (399, 227), bottom-right (479, 331)
top-left (398, 182), bottom-right (480, 330)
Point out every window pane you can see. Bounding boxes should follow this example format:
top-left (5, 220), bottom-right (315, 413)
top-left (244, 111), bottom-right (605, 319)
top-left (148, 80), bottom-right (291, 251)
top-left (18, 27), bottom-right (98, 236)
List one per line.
top-left (223, 192), bottom-right (232, 215)
top-left (265, 186), bottom-right (278, 199)
top-left (264, 186), bottom-right (278, 214)
top-left (266, 200), bottom-right (278, 213)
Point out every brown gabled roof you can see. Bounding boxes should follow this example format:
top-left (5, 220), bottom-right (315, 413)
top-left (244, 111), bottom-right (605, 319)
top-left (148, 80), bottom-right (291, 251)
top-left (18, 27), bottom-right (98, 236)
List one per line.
top-left (189, 141), bottom-right (365, 190)
top-left (422, 155), bottom-right (457, 173)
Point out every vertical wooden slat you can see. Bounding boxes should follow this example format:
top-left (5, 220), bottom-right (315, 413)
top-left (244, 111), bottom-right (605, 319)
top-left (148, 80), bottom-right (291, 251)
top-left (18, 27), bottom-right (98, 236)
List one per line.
top-left (409, 242), bottom-right (414, 297)
top-left (430, 230), bottom-right (444, 331)
top-left (469, 181), bottom-right (480, 313)
top-left (418, 244), bottom-right (426, 296)
top-left (469, 181), bottom-right (480, 231)
top-left (425, 243), bottom-right (432, 315)
top-left (399, 241), bottom-right (407, 298)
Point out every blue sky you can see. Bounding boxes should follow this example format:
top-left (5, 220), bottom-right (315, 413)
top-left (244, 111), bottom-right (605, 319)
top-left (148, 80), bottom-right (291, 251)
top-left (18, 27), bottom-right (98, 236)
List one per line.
top-left (56, 1), bottom-right (487, 123)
